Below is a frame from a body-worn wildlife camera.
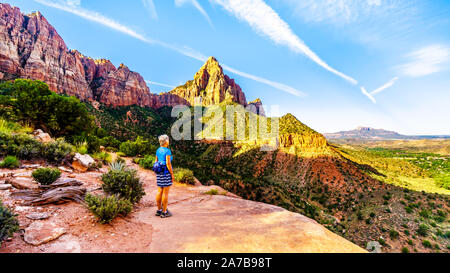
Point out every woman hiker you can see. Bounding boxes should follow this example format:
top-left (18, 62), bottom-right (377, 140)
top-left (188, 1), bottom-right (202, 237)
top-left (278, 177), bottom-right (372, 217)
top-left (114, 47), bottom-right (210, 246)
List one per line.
top-left (155, 134), bottom-right (174, 218)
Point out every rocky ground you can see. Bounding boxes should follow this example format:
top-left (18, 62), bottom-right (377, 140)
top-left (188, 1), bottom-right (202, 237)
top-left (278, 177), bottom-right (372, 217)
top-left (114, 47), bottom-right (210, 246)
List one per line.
top-left (0, 159), bottom-right (365, 253)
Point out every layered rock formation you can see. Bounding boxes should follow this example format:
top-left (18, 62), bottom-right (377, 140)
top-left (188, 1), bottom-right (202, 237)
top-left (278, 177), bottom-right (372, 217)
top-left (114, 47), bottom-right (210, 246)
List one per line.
top-left (247, 98), bottom-right (265, 116)
top-left (0, 6), bottom-right (92, 100)
top-left (0, 4), bottom-right (252, 109)
top-left (279, 114), bottom-right (328, 149)
top-left (170, 57), bottom-right (247, 106)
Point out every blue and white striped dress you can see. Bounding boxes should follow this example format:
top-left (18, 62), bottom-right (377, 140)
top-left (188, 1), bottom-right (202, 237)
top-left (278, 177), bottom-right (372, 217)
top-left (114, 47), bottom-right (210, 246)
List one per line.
top-left (156, 147), bottom-right (173, 188)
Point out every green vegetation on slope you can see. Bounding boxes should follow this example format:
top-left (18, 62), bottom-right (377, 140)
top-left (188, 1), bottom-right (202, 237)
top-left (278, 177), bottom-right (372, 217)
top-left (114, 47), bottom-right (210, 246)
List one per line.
top-left (338, 145), bottom-right (450, 193)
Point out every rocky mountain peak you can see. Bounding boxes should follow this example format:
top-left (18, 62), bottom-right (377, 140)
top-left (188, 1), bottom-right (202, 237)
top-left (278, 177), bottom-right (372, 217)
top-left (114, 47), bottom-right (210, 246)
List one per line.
top-left (279, 114), bottom-right (328, 149)
top-left (170, 57), bottom-right (247, 106)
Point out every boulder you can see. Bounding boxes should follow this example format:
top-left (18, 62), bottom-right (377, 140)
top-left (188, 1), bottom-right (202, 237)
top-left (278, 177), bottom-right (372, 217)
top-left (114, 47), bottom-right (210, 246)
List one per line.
top-left (366, 241), bottom-right (382, 253)
top-left (22, 164), bottom-right (42, 169)
top-left (24, 221), bottom-right (66, 246)
top-left (0, 183), bottom-right (12, 190)
top-left (72, 153), bottom-right (95, 172)
top-left (33, 129), bottom-right (53, 143)
top-left (7, 177), bottom-right (39, 190)
top-left (25, 212), bottom-right (51, 220)
top-left (58, 166), bottom-right (73, 173)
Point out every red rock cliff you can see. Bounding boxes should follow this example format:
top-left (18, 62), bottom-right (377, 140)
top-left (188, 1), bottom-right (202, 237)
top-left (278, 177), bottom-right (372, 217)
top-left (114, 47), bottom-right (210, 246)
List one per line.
top-left (0, 4), bottom-right (251, 109)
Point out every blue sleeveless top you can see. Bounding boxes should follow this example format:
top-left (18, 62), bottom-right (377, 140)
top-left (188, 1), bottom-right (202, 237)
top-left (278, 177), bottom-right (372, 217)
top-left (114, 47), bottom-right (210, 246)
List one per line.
top-left (156, 147), bottom-right (172, 165)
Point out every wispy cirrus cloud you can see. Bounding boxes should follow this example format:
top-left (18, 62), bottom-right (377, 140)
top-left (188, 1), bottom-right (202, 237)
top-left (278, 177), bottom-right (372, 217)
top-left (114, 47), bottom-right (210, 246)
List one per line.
top-left (361, 77), bottom-right (399, 103)
top-left (34, 0), bottom-right (304, 97)
top-left (175, 0), bottom-right (214, 28)
top-left (142, 0), bottom-right (158, 20)
top-left (397, 44), bottom-right (450, 77)
top-left (146, 80), bottom-right (176, 89)
top-left (210, 0), bottom-right (358, 85)
top-left (284, 0), bottom-right (390, 25)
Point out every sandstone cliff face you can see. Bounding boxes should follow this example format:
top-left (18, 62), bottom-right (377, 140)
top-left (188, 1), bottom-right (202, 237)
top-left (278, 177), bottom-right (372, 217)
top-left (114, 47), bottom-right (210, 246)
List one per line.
top-left (0, 4), bottom-right (253, 109)
top-left (247, 98), bottom-right (265, 117)
top-left (170, 57), bottom-right (247, 106)
top-left (278, 114), bottom-right (328, 149)
top-left (0, 6), bottom-right (92, 100)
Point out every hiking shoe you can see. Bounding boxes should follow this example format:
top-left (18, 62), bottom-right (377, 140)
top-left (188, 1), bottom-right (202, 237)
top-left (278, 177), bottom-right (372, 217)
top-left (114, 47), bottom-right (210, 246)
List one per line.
top-left (155, 209), bottom-right (163, 216)
top-left (160, 210), bottom-right (172, 218)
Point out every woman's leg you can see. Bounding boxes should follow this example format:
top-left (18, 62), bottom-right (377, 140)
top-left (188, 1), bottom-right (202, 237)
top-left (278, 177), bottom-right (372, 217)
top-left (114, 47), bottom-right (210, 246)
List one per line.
top-left (162, 186), bottom-right (171, 212)
top-left (156, 187), bottom-right (163, 210)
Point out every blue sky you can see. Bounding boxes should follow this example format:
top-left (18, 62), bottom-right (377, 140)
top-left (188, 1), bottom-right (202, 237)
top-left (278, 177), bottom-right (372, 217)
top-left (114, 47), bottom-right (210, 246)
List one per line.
top-left (5, 0), bottom-right (450, 135)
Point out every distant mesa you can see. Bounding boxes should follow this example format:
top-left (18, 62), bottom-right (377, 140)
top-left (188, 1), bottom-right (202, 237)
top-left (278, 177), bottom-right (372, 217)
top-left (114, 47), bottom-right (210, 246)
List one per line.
top-left (325, 127), bottom-right (450, 140)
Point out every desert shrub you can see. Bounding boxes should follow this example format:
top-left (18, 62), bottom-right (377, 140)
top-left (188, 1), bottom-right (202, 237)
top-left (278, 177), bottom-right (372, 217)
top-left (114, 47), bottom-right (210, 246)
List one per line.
top-left (115, 157), bottom-right (126, 164)
top-left (75, 142), bottom-right (88, 155)
top-left (119, 141), bottom-right (138, 157)
top-left (422, 240), bottom-right (432, 248)
top-left (101, 167), bottom-right (145, 204)
top-left (42, 139), bottom-right (73, 163)
top-left (0, 132), bottom-right (42, 159)
top-left (0, 118), bottom-right (32, 134)
top-left (119, 137), bottom-right (156, 157)
top-left (204, 189), bottom-right (219, 195)
top-left (419, 209), bottom-right (431, 219)
top-left (93, 151), bottom-right (112, 164)
top-left (16, 143), bottom-right (42, 159)
top-left (173, 168), bottom-right (195, 185)
top-left (85, 194), bottom-right (133, 224)
top-left (0, 199), bottom-right (19, 246)
top-left (32, 168), bottom-right (61, 185)
top-left (86, 135), bottom-right (101, 153)
top-left (378, 238), bottom-right (386, 246)
top-left (417, 224), bottom-right (429, 237)
top-left (357, 211), bottom-right (364, 221)
top-left (99, 136), bottom-right (121, 149)
top-left (0, 155), bottom-right (20, 169)
top-left (401, 247), bottom-right (409, 253)
top-left (138, 155), bottom-right (156, 170)
top-left (389, 230), bottom-right (399, 240)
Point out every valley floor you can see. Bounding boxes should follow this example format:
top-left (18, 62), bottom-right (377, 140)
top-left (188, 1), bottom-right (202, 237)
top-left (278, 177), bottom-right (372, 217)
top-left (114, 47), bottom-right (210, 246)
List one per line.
top-left (0, 159), bottom-right (365, 253)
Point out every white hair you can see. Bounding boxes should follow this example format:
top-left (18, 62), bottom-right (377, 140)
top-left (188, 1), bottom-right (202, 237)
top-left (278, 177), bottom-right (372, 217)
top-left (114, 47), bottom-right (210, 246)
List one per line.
top-left (158, 134), bottom-right (169, 146)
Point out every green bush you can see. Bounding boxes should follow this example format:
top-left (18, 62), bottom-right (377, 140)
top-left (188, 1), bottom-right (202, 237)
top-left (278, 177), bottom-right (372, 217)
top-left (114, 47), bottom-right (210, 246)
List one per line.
top-left (0, 132), bottom-right (42, 159)
top-left (75, 142), bottom-right (88, 155)
top-left (173, 168), bottom-right (195, 185)
top-left (93, 151), bottom-right (112, 164)
top-left (101, 167), bottom-right (145, 204)
top-left (389, 230), bottom-right (399, 240)
top-left (422, 240), bottom-right (432, 248)
top-left (138, 155), bottom-right (156, 170)
top-left (32, 168), bottom-right (61, 185)
top-left (204, 189), bottom-right (219, 195)
top-left (401, 247), bottom-right (409, 253)
top-left (99, 136), bottom-right (121, 149)
top-left (42, 139), bottom-right (73, 163)
top-left (0, 155), bottom-right (20, 169)
top-left (119, 136), bottom-right (156, 157)
top-left (417, 224), bottom-right (429, 237)
top-left (0, 79), bottom-right (95, 139)
top-left (85, 194), bottom-right (133, 224)
top-left (0, 199), bottom-right (19, 246)
top-left (119, 141), bottom-right (139, 157)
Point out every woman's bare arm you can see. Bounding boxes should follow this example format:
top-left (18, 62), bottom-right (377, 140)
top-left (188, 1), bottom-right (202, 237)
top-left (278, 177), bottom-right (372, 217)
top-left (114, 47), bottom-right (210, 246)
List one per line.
top-left (166, 155), bottom-right (174, 178)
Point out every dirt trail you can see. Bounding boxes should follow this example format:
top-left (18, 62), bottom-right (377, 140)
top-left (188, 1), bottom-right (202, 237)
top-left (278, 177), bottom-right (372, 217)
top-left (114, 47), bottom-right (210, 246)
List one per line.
top-left (0, 161), bottom-right (365, 253)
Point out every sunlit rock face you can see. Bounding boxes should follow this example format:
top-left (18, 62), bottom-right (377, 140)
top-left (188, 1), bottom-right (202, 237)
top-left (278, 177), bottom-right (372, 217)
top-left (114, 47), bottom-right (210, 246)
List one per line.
top-left (170, 57), bottom-right (247, 107)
